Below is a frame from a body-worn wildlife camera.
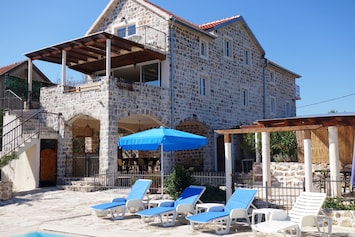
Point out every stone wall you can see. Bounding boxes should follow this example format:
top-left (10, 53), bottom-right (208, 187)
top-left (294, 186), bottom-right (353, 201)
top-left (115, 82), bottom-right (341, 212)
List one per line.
top-left (0, 182), bottom-right (12, 200)
top-left (252, 162), bottom-right (329, 187)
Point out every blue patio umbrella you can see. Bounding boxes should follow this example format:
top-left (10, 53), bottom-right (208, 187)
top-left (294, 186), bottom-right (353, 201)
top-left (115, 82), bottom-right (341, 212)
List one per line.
top-left (351, 137), bottom-right (355, 187)
top-left (118, 126), bottom-right (208, 195)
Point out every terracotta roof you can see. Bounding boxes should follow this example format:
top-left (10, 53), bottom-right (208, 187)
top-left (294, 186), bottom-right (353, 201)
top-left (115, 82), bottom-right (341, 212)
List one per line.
top-left (199, 15), bottom-right (240, 31)
top-left (0, 61), bottom-right (25, 76)
top-left (143, 0), bottom-right (199, 28)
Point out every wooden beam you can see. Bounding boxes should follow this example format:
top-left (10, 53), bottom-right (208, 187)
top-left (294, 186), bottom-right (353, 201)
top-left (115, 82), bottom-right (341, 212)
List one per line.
top-left (215, 124), bottom-right (323, 135)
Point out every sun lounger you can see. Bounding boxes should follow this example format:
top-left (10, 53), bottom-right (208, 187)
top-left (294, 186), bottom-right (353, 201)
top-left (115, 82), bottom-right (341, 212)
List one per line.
top-left (251, 192), bottom-right (330, 237)
top-left (136, 185), bottom-right (206, 226)
top-left (186, 188), bottom-right (257, 234)
top-left (90, 179), bottom-right (152, 220)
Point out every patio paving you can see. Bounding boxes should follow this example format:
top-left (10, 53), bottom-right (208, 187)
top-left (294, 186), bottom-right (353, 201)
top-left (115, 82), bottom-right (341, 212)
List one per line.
top-left (0, 187), bottom-right (354, 237)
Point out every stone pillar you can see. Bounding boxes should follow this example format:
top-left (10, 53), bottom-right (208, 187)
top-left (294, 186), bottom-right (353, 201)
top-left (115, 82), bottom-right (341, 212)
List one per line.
top-left (262, 132), bottom-right (271, 196)
top-left (61, 50), bottom-right (67, 87)
top-left (224, 134), bottom-right (233, 200)
top-left (99, 77), bottom-right (118, 186)
top-left (0, 182), bottom-right (12, 200)
top-left (304, 130), bottom-right (312, 192)
top-left (106, 38), bottom-right (111, 77)
top-left (328, 126), bottom-right (341, 197)
top-left (255, 132), bottom-right (261, 163)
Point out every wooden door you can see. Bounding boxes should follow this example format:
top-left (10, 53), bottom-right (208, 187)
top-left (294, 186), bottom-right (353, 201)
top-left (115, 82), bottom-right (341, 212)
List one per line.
top-left (40, 140), bottom-right (57, 186)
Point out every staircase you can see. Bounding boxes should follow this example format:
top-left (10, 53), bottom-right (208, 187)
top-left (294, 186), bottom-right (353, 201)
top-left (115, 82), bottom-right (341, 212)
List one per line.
top-left (0, 109), bottom-right (59, 161)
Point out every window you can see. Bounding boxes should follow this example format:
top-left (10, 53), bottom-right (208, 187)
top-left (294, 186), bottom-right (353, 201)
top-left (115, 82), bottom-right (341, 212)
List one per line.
top-left (244, 48), bottom-right (251, 65)
top-left (270, 97), bottom-right (276, 114)
top-left (285, 101), bottom-right (290, 116)
top-left (199, 76), bottom-right (209, 96)
top-left (142, 63), bottom-right (160, 87)
top-left (241, 88), bottom-right (249, 106)
top-left (116, 24), bottom-right (136, 38)
top-left (224, 38), bottom-right (232, 58)
top-left (200, 39), bottom-right (208, 58)
top-left (270, 71), bottom-right (275, 84)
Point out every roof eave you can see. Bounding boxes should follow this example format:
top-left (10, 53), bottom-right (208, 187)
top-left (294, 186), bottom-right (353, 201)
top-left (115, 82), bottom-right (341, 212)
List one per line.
top-left (210, 16), bottom-right (265, 56)
top-left (172, 17), bottom-right (215, 39)
top-left (267, 60), bottom-right (301, 78)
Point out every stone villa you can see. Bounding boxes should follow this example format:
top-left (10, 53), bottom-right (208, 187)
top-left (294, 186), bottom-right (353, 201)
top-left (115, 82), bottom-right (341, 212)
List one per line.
top-left (1, 0), bottom-right (300, 191)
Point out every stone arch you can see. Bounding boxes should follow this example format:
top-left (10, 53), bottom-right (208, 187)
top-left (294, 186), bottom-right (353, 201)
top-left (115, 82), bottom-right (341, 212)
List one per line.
top-left (66, 113), bottom-right (101, 177)
top-left (118, 114), bottom-right (164, 133)
top-left (173, 120), bottom-right (209, 172)
top-left (117, 114), bottom-right (164, 174)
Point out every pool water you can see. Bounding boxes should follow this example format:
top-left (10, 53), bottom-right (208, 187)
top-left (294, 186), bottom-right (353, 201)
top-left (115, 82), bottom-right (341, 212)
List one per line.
top-left (14, 232), bottom-right (67, 237)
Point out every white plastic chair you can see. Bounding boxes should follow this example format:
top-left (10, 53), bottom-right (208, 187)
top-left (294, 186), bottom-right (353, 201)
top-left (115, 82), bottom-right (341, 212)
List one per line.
top-left (251, 192), bottom-right (331, 237)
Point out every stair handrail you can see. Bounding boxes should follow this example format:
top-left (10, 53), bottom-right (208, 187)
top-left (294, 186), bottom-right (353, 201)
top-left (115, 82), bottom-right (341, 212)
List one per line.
top-left (0, 110), bottom-right (59, 159)
top-left (1, 89), bottom-right (24, 110)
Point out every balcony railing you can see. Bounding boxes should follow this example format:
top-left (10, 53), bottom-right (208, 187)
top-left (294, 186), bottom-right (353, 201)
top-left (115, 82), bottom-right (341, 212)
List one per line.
top-left (126, 25), bottom-right (167, 51)
top-left (295, 84), bottom-right (301, 99)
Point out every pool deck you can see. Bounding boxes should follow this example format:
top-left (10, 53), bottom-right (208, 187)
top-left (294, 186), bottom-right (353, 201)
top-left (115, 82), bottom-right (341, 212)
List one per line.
top-left (0, 187), bottom-right (354, 237)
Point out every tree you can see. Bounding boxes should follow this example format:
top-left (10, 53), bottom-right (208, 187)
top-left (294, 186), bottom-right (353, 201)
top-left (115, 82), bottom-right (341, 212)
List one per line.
top-left (241, 131), bottom-right (297, 162)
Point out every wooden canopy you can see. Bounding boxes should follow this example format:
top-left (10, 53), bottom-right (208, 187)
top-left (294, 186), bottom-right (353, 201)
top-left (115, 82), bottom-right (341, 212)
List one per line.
top-left (215, 113), bottom-right (355, 135)
top-left (25, 32), bottom-right (166, 75)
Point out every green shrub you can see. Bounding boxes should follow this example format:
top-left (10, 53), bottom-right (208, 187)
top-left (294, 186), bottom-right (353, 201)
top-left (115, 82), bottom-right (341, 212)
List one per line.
top-left (200, 186), bottom-right (226, 203)
top-left (0, 153), bottom-right (18, 169)
top-left (323, 198), bottom-right (355, 210)
top-left (164, 165), bottom-right (195, 199)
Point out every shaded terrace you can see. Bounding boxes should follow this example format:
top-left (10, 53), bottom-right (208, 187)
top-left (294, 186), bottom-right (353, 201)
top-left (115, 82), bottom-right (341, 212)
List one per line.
top-left (215, 113), bottom-right (355, 199)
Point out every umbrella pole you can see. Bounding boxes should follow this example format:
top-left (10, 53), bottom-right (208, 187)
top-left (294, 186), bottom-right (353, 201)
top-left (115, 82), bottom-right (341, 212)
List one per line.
top-left (161, 144), bottom-right (164, 196)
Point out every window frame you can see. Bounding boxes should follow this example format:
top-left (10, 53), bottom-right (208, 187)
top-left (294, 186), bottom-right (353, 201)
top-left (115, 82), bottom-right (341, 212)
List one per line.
top-left (140, 61), bottom-right (161, 87)
top-left (270, 71), bottom-right (275, 84)
top-left (224, 37), bottom-right (233, 58)
top-left (270, 97), bottom-right (276, 114)
top-left (199, 39), bottom-right (209, 59)
top-left (285, 101), bottom-right (291, 116)
top-left (113, 21), bottom-right (137, 38)
top-left (244, 48), bottom-right (251, 65)
top-left (199, 75), bottom-right (209, 97)
top-left (241, 88), bottom-right (249, 106)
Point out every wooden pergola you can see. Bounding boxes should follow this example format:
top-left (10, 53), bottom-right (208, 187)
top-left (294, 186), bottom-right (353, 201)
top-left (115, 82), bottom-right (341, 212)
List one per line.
top-left (215, 113), bottom-right (355, 199)
top-left (24, 31), bottom-right (166, 108)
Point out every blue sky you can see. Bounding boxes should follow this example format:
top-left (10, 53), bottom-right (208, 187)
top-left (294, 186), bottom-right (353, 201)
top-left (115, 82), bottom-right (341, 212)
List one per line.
top-left (1, 0), bottom-right (354, 116)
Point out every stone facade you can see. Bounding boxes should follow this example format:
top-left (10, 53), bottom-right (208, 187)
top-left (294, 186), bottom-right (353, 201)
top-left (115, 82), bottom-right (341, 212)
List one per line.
top-left (0, 182), bottom-right (12, 200)
top-left (39, 0), bottom-right (300, 182)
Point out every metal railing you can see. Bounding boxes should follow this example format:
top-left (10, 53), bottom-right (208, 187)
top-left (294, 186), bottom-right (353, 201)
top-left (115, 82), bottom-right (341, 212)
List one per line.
top-left (1, 110), bottom-right (59, 157)
top-left (0, 89), bottom-right (23, 110)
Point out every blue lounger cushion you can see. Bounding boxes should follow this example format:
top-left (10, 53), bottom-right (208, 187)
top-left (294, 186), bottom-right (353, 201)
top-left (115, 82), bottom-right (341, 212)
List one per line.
top-left (187, 211), bottom-right (229, 223)
top-left (91, 201), bottom-right (126, 210)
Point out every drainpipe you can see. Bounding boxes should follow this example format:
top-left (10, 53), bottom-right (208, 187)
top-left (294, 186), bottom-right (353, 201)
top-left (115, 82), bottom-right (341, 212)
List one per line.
top-left (262, 59), bottom-right (268, 119)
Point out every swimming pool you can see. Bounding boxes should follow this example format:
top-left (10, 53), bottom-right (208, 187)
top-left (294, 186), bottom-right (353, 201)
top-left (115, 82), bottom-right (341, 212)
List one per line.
top-left (14, 232), bottom-right (67, 237)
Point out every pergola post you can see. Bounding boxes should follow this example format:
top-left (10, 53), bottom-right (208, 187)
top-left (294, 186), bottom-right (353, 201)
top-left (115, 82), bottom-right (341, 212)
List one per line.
top-left (224, 134), bottom-right (233, 200)
top-left (304, 130), bottom-right (313, 192)
top-left (26, 59), bottom-right (33, 109)
top-left (328, 126), bottom-right (341, 197)
top-left (106, 38), bottom-right (111, 77)
top-left (61, 50), bottom-right (67, 87)
top-left (261, 132), bottom-right (271, 196)
top-left (255, 132), bottom-right (261, 163)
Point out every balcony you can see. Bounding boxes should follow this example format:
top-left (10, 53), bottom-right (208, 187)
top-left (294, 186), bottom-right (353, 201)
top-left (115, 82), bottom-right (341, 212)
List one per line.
top-left (295, 84), bottom-right (301, 100)
top-left (124, 25), bottom-right (166, 52)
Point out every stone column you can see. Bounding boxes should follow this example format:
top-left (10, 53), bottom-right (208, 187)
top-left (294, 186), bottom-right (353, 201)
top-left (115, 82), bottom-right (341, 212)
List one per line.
top-left (224, 134), bottom-right (233, 200)
top-left (99, 77), bottom-right (118, 186)
top-left (255, 132), bottom-right (261, 163)
top-left (262, 132), bottom-right (271, 196)
top-left (303, 130), bottom-right (313, 192)
top-left (328, 126), bottom-right (341, 197)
